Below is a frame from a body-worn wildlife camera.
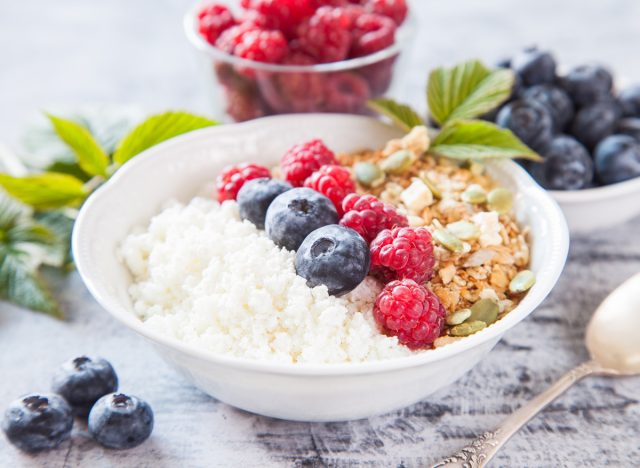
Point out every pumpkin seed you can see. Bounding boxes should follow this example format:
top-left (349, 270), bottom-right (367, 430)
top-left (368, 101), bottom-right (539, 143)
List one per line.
top-left (434, 229), bottom-right (464, 252)
top-left (380, 150), bottom-right (416, 175)
top-left (450, 320), bottom-right (487, 337)
top-left (446, 220), bottom-right (480, 240)
top-left (469, 298), bottom-right (499, 325)
top-left (487, 187), bottom-right (513, 214)
top-left (461, 184), bottom-right (487, 204)
top-left (418, 171), bottom-right (442, 199)
top-left (509, 270), bottom-right (536, 293)
top-left (354, 162), bottom-right (385, 187)
top-left (446, 308), bottom-right (472, 326)
top-left (469, 161), bottom-right (485, 176)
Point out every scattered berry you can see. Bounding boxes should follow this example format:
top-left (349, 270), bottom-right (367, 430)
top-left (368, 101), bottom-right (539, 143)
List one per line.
top-left (618, 85), bottom-right (640, 117)
top-left (198, 3), bottom-right (237, 45)
top-left (235, 29), bottom-right (289, 63)
top-left (280, 139), bottom-right (338, 187)
top-left (51, 356), bottom-right (118, 417)
top-left (265, 187), bottom-right (339, 251)
top-left (351, 13), bottom-right (397, 57)
top-left (594, 135), bottom-right (640, 185)
top-left (324, 71), bottom-right (372, 113)
top-left (366, 0), bottom-right (408, 25)
top-left (571, 100), bottom-right (620, 149)
top-left (496, 99), bottom-right (554, 152)
top-left (295, 225), bottom-right (370, 296)
top-left (369, 227), bottom-right (436, 283)
top-left (560, 65), bottom-right (613, 107)
top-left (373, 279), bottom-right (445, 348)
top-left (522, 84), bottom-right (574, 131)
top-left (304, 165), bottom-right (356, 215)
top-left (297, 6), bottom-right (352, 62)
top-left (88, 393), bottom-right (154, 450)
top-left (237, 178), bottom-right (293, 229)
top-left (216, 163), bottom-right (271, 201)
top-left (511, 48), bottom-right (556, 86)
top-left (531, 135), bottom-right (593, 190)
top-left (2, 394), bottom-right (73, 453)
top-left (340, 194), bottom-right (408, 243)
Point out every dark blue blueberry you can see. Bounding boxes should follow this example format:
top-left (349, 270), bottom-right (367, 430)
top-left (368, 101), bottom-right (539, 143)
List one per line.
top-left (2, 394), bottom-right (73, 453)
top-left (571, 101), bottom-right (620, 149)
top-left (237, 178), bottom-right (292, 229)
top-left (560, 65), bottom-right (613, 107)
top-left (530, 135), bottom-right (593, 190)
top-left (495, 57), bottom-right (511, 69)
top-left (51, 356), bottom-right (118, 417)
top-left (88, 393), bottom-right (153, 450)
top-left (618, 85), bottom-right (640, 117)
top-left (511, 48), bottom-right (556, 86)
top-left (265, 188), bottom-right (338, 252)
top-left (522, 84), bottom-right (574, 131)
top-left (617, 118), bottom-right (640, 142)
top-left (496, 99), bottom-right (554, 152)
top-left (594, 135), bottom-right (640, 185)
top-left (295, 225), bottom-right (370, 296)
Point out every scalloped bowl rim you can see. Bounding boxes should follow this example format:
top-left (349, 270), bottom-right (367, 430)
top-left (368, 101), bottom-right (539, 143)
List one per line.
top-left (550, 175), bottom-right (640, 202)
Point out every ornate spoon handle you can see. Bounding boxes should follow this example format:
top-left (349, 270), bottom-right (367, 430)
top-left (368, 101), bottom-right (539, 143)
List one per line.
top-left (433, 361), bottom-right (601, 468)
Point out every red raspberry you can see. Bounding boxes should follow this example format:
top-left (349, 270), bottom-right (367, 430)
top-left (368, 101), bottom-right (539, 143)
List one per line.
top-left (351, 13), bottom-right (396, 57)
top-left (360, 57), bottom-right (395, 95)
top-left (369, 227), bottom-right (436, 283)
top-left (297, 7), bottom-right (352, 63)
top-left (304, 165), bottom-right (356, 215)
top-left (280, 139), bottom-right (339, 187)
top-left (373, 279), bottom-right (445, 349)
top-left (198, 3), bottom-right (237, 45)
top-left (339, 194), bottom-right (407, 243)
top-left (223, 85), bottom-right (267, 122)
top-left (243, 0), bottom-right (315, 36)
top-left (216, 163), bottom-right (271, 201)
top-left (324, 72), bottom-right (371, 113)
top-left (215, 23), bottom-right (259, 54)
top-left (235, 29), bottom-right (288, 63)
top-left (365, 0), bottom-right (408, 25)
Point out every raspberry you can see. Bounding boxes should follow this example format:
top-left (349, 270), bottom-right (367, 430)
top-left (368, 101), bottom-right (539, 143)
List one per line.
top-left (243, 0), bottom-right (315, 36)
top-left (369, 227), bottom-right (436, 283)
top-left (304, 165), bottom-right (356, 215)
top-left (365, 0), bottom-right (408, 25)
top-left (360, 57), bottom-right (395, 95)
top-left (216, 163), bottom-right (271, 201)
top-left (297, 7), bottom-right (352, 63)
top-left (373, 279), bottom-right (445, 349)
top-left (235, 29), bottom-right (288, 63)
top-left (280, 139), bottom-right (339, 186)
top-left (223, 85), bottom-right (266, 122)
top-left (215, 23), bottom-right (259, 54)
top-left (198, 3), bottom-right (237, 45)
top-left (351, 13), bottom-right (396, 57)
top-left (339, 194), bottom-right (407, 243)
top-left (324, 72), bottom-right (371, 113)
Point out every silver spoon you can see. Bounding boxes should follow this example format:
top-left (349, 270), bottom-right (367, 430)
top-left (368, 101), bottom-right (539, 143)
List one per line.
top-left (434, 272), bottom-right (640, 468)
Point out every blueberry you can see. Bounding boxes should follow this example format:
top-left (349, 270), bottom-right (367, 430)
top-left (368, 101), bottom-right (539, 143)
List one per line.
top-left (617, 118), bottom-right (640, 142)
top-left (2, 394), bottom-right (73, 453)
top-left (88, 393), bottom-right (153, 450)
top-left (594, 135), bottom-right (640, 185)
top-left (51, 356), bottom-right (118, 417)
top-left (295, 225), bottom-right (370, 296)
top-left (511, 48), bottom-right (556, 86)
top-left (522, 84), bottom-right (574, 131)
top-left (571, 101), bottom-right (620, 149)
top-left (618, 85), bottom-right (640, 117)
top-left (495, 57), bottom-right (511, 69)
top-left (265, 188), bottom-right (338, 251)
top-left (530, 135), bottom-right (593, 190)
top-left (560, 65), bottom-right (613, 106)
top-left (496, 99), bottom-right (554, 152)
top-left (237, 178), bottom-right (292, 229)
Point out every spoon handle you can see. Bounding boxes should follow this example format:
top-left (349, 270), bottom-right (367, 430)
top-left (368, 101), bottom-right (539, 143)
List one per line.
top-left (433, 360), bottom-right (599, 468)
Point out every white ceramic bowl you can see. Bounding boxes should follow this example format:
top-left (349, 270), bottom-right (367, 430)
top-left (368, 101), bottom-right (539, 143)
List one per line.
top-left (73, 114), bottom-right (569, 422)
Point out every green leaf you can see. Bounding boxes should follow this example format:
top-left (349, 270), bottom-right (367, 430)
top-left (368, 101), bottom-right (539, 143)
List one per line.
top-left (35, 210), bottom-right (75, 269)
top-left (430, 120), bottom-right (542, 161)
top-left (47, 114), bottom-right (110, 177)
top-left (0, 194), bottom-right (23, 231)
top-left (7, 224), bottom-right (56, 246)
top-left (114, 111), bottom-right (218, 166)
top-left (0, 173), bottom-right (87, 210)
top-left (427, 60), bottom-right (515, 126)
top-left (46, 161), bottom-right (92, 182)
top-left (367, 98), bottom-right (424, 132)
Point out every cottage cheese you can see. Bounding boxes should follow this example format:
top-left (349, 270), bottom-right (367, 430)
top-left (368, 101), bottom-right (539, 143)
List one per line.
top-left (120, 198), bottom-right (411, 364)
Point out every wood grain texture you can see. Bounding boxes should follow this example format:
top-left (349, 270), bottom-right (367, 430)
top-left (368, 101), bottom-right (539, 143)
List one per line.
top-left (1, 1), bottom-right (640, 466)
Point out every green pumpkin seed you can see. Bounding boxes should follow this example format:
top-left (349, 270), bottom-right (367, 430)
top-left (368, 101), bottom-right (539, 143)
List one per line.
top-left (461, 185), bottom-right (487, 204)
top-left (446, 220), bottom-right (480, 241)
top-left (380, 150), bottom-right (416, 175)
top-left (487, 187), bottom-right (513, 214)
top-left (509, 270), bottom-right (536, 293)
top-left (469, 298), bottom-right (499, 325)
top-left (469, 161), bottom-right (485, 176)
top-left (434, 229), bottom-right (464, 252)
top-left (446, 308), bottom-right (472, 326)
top-left (450, 320), bottom-right (487, 337)
top-left (354, 162), bottom-right (385, 187)
top-left (418, 171), bottom-right (442, 199)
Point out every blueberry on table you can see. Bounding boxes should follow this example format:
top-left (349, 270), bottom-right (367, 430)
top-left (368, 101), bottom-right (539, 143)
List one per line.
top-left (51, 356), bottom-right (118, 417)
top-left (594, 135), bottom-right (640, 185)
top-left (511, 48), bottom-right (556, 86)
top-left (265, 187), bottom-right (338, 251)
top-left (560, 65), bottom-right (613, 107)
top-left (88, 393), bottom-right (153, 450)
top-left (237, 178), bottom-right (292, 229)
top-left (2, 394), bottom-right (73, 453)
top-left (530, 135), bottom-right (594, 190)
top-left (617, 118), bottom-right (640, 142)
top-left (295, 225), bottom-right (370, 296)
top-left (496, 99), bottom-right (554, 152)
top-left (571, 101), bottom-right (620, 149)
top-left (522, 84), bottom-right (574, 131)
top-left (619, 85), bottom-right (640, 117)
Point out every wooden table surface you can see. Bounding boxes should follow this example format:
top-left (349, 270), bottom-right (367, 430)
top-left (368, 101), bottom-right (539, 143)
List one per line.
top-left (1, 1), bottom-right (640, 466)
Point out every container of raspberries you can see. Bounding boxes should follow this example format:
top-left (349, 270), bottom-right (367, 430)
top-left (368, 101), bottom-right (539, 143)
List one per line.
top-left (184, 0), bottom-right (415, 122)
top-left (488, 47), bottom-right (640, 233)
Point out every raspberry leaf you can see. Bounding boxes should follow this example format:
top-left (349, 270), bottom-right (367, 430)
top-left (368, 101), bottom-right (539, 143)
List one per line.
top-left (430, 120), bottom-right (542, 161)
top-left (428, 60), bottom-right (514, 126)
top-left (0, 173), bottom-right (88, 210)
top-left (367, 98), bottom-right (424, 132)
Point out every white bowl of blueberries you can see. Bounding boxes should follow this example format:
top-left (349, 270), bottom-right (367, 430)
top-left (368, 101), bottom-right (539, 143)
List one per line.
top-left (488, 47), bottom-right (640, 234)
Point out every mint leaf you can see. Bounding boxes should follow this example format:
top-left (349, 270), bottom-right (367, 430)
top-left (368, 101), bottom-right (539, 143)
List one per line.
top-left (114, 111), bottom-right (218, 166)
top-left (367, 98), bottom-right (424, 132)
top-left (7, 223), bottom-right (56, 246)
top-left (47, 115), bottom-right (110, 178)
top-left (0, 173), bottom-right (87, 210)
top-left (430, 120), bottom-right (542, 161)
top-left (428, 60), bottom-right (514, 126)
top-left (35, 211), bottom-right (75, 269)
